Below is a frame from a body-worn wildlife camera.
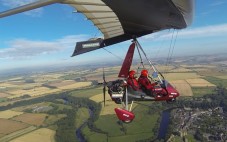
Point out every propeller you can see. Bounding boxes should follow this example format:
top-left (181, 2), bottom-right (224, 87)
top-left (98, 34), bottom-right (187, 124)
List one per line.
top-left (103, 68), bottom-right (106, 106)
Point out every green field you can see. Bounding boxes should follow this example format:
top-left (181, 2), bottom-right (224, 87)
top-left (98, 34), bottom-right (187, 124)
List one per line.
top-left (75, 107), bottom-right (90, 129)
top-left (82, 104), bottom-right (160, 142)
top-left (192, 87), bottom-right (215, 97)
top-left (70, 86), bottom-right (102, 98)
top-left (203, 76), bottom-right (227, 88)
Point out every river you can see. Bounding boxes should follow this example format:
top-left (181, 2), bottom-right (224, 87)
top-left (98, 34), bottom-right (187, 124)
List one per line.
top-left (76, 107), bottom-right (94, 142)
top-left (157, 110), bottom-right (171, 139)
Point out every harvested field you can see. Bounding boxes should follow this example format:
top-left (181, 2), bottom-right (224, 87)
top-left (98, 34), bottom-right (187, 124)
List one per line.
top-left (170, 80), bottom-right (193, 96)
top-left (170, 67), bottom-right (193, 72)
top-left (0, 110), bottom-right (23, 119)
top-left (0, 92), bottom-right (10, 98)
top-left (0, 126), bottom-right (36, 142)
top-left (12, 113), bottom-right (47, 126)
top-left (100, 101), bottom-right (119, 115)
top-left (163, 73), bottom-right (200, 81)
top-left (10, 128), bottom-right (55, 142)
top-left (8, 87), bottom-right (61, 99)
top-left (58, 82), bottom-right (92, 90)
top-left (0, 83), bottom-right (17, 88)
top-left (181, 64), bottom-right (216, 68)
top-left (89, 93), bottom-right (111, 103)
top-left (90, 92), bottom-right (117, 115)
top-left (0, 118), bottom-right (29, 135)
top-left (186, 78), bottom-right (216, 87)
top-left (47, 80), bottom-right (76, 87)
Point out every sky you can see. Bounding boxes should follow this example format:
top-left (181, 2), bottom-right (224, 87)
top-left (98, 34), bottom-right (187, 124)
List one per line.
top-left (0, 0), bottom-right (227, 71)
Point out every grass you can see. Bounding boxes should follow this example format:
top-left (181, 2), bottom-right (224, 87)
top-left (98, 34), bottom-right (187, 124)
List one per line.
top-left (84, 104), bottom-right (160, 141)
top-left (94, 114), bottom-right (124, 136)
top-left (185, 134), bottom-right (197, 142)
top-left (44, 114), bottom-right (66, 126)
top-left (82, 126), bottom-right (107, 142)
top-left (0, 98), bottom-right (7, 103)
top-left (192, 87), bottom-right (215, 97)
top-left (203, 76), bottom-right (227, 88)
top-left (70, 86), bottom-right (103, 98)
top-left (109, 133), bottom-right (152, 142)
top-left (75, 107), bottom-right (90, 129)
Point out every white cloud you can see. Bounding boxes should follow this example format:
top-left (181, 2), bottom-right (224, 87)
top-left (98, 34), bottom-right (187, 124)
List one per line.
top-left (210, 1), bottom-right (227, 7)
top-left (142, 24), bottom-right (227, 41)
top-left (1, 0), bottom-right (43, 17)
top-left (0, 35), bottom-right (89, 59)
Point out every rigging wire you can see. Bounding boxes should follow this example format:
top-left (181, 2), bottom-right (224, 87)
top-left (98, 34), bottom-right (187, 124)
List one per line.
top-left (102, 47), bottom-right (123, 61)
top-left (165, 29), bottom-right (179, 73)
top-left (154, 29), bottom-right (171, 60)
top-left (169, 30), bottom-right (179, 64)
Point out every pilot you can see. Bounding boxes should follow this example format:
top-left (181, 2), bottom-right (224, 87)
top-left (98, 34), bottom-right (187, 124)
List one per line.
top-left (127, 70), bottom-right (140, 91)
top-left (138, 69), bottom-right (157, 96)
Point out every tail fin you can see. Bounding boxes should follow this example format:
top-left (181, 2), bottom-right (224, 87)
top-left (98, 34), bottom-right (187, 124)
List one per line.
top-left (118, 42), bottom-right (135, 78)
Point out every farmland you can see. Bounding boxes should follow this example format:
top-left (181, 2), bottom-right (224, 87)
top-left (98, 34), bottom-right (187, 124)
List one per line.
top-left (0, 55), bottom-right (226, 142)
top-left (10, 128), bottom-right (55, 142)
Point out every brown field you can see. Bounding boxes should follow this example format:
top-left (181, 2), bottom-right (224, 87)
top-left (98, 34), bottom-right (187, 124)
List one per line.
top-left (0, 83), bottom-right (17, 87)
top-left (0, 126), bottom-right (36, 142)
top-left (181, 64), bottom-right (216, 68)
top-left (0, 110), bottom-right (24, 119)
top-left (47, 80), bottom-right (76, 87)
top-left (58, 82), bottom-right (92, 90)
top-left (12, 113), bottom-right (47, 126)
top-left (163, 73), bottom-right (200, 81)
top-left (170, 67), bottom-right (193, 72)
top-left (0, 118), bottom-right (29, 135)
top-left (10, 128), bottom-right (55, 142)
top-left (89, 93), bottom-right (111, 103)
top-left (0, 92), bottom-right (10, 98)
top-left (170, 80), bottom-right (193, 96)
top-left (7, 87), bottom-right (61, 99)
top-left (186, 78), bottom-right (216, 87)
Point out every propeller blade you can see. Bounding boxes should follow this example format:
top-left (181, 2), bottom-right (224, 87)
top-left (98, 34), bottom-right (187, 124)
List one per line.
top-left (103, 67), bottom-right (106, 106)
top-left (103, 85), bottom-right (106, 106)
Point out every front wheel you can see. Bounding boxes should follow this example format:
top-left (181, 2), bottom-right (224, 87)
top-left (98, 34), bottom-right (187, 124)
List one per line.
top-left (166, 98), bottom-right (176, 103)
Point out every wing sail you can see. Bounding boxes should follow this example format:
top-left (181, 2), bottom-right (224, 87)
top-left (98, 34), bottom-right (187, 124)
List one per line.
top-left (67, 1), bottom-right (124, 39)
top-left (0, 0), bottom-right (195, 57)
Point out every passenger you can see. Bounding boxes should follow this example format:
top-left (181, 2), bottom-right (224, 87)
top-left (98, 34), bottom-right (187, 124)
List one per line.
top-left (138, 69), bottom-right (157, 96)
top-left (127, 70), bottom-right (140, 91)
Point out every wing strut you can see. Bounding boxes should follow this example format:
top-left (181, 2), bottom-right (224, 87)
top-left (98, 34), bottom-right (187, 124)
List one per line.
top-left (0, 0), bottom-right (60, 18)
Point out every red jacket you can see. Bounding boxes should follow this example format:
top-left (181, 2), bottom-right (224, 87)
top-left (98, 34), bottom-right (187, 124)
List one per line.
top-left (127, 78), bottom-right (140, 91)
top-left (138, 76), bottom-right (156, 90)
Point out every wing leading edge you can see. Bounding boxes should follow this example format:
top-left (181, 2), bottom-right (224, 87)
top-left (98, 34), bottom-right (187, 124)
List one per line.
top-left (0, 0), bottom-right (194, 57)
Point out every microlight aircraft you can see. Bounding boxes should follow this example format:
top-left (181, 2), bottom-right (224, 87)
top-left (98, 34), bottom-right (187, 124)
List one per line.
top-left (0, 0), bottom-right (194, 122)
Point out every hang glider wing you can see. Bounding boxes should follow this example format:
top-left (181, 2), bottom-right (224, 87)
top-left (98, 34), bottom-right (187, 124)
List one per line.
top-left (0, 0), bottom-right (195, 56)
